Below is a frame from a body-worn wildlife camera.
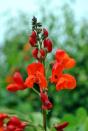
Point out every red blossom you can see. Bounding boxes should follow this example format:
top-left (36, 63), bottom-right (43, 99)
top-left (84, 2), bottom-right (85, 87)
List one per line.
top-left (50, 49), bottom-right (76, 91)
top-left (6, 116), bottom-right (27, 131)
top-left (25, 62), bottom-right (47, 90)
top-left (7, 72), bottom-right (27, 92)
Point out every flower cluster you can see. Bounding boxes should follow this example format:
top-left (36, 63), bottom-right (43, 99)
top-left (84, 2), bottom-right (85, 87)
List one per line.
top-left (29, 17), bottom-right (52, 61)
top-left (0, 113), bottom-right (27, 131)
top-left (7, 72), bottom-right (26, 92)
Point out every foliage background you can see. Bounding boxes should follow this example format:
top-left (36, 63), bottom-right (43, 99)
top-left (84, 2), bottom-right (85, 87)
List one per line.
top-left (0, 0), bottom-right (88, 130)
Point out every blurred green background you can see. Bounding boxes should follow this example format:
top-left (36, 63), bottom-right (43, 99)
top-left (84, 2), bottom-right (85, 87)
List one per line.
top-left (0, 0), bottom-right (88, 130)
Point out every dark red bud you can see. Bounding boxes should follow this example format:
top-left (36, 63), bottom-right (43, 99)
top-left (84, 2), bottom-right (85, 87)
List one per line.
top-left (32, 48), bottom-right (38, 59)
top-left (29, 36), bottom-right (36, 47)
top-left (40, 92), bottom-right (53, 110)
top-left (31, 31), bottom-right (36, 38)
top-left (40, 49), bottom-right (46, 57)
top-left (43, 28), bottom-right (48, 37)
top-left (43, 39), bottom-right (52, 52)
top-left (55, 122), bottom-right (69, 131)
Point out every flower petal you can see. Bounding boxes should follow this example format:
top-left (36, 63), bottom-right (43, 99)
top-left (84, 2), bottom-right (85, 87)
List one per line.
top-left (13, 72), bottom-right (24, 85)
top-left (27, 62), bottom-right (45, 76)
top-left (25, 75), bottom-right (35, 88)
top-left (56, 74), bottom-right (76, 91)
top-left (55, 49), bottom-right (76, 69)
top-left (7, 84), bottom-right (20, 92)
top-left (36, 72), bottom-right (47, 89)
top-left (50, 62), bottom-right (64, 83)
top-left (64, 58), bottom-right (76, 69)
top-left (55, 49), bottom-right (66, 62)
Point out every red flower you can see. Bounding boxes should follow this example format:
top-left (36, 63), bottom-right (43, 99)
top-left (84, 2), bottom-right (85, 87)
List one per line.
top-left (55, 122), bottom-right (69, 131)
top-left (40, 92), bottom-right (52, 110)
top-left (25, 62), bottom-right (47, 90)
top-left (0, 114), bottom-right (27, 131)
top-left (7, 72), bottom-right (26, 92)
top-left (43, 39), bottom-right (52, 52)
top-left (50, 49), bottom-right (76, 91)
top-left (7, 116), bottom-right (27, 131)
top-left (0, 113), bottom-right (9, 130)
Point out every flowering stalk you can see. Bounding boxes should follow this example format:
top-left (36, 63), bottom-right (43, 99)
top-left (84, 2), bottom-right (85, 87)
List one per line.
top-left (31, 16), bottom-right (52, 131)
top-left (6, 16), bottom-right (76, 131)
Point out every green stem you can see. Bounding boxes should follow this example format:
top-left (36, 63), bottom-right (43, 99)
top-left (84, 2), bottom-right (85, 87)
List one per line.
top-left (43, 110), bottom-right (47, 131)
top-left (32, 88), bottom-right (40, 96)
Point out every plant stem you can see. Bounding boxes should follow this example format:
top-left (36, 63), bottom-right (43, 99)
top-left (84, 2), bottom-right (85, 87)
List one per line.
top-left (32, 88), bottom-right (40, 96)
top-left (43, 110), bottom-right (47, 131)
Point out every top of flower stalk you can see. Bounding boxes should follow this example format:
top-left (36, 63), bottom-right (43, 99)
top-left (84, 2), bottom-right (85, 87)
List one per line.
top-left (29, 16), bottom-right (53, 62)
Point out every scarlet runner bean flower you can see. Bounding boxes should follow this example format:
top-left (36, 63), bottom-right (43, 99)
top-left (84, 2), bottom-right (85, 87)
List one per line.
top-left (50, 49), bottom-right (76, 91)
top-left (7, 72), bottom-right (27, 92)
top-left (25, 62), bottom-right (47, 90)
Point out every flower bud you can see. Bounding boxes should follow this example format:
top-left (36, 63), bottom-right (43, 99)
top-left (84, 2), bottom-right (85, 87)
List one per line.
top-left (43, 39), bottom-right (52, 52)
top-left (40, 49), bottom-right (46, 58)
top-left (29, 36), bottom-right (36, 47)
top-left (31, 31), bottom-right (36, 38)
top-left (43, 28), bottom-right (48, 37)
top-left (55, 122), bottom-right (69, 131)
top-left (32, 48), bottom-right (38, 59)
